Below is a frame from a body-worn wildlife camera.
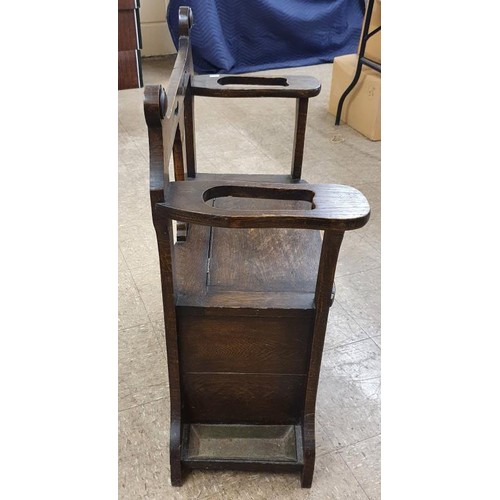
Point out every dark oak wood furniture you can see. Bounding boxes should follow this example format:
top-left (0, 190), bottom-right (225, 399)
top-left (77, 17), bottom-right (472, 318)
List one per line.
top-left (118, 0), bottom-right (143, 90)
top-left (143, 7), bottom-right (370, 488)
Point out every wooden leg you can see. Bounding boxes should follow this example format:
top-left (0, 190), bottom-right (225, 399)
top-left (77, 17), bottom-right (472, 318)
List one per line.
top-left (169, 418), bottom-right (183, 486)
top-left (301, 466), bottom-right (314, 488)
top-left (301, 414), bottom-right (315, 488)
top-left (155, 218), bottom-right (184, 487)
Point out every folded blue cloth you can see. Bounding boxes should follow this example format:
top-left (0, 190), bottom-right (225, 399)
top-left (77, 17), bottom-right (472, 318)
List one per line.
top-left (167, 0), bottom-right (364, 74)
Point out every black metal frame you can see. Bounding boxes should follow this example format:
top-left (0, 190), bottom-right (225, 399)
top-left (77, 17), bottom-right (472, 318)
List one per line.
top-left (335, 0), bottom-right (381, 125)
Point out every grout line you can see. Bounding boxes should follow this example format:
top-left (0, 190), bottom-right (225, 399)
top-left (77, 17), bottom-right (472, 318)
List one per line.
top-left (339, 452), bottom-right (372, 500)
top-left (334, 298), bottom-right (380, 343)
top-left (368, 336), bottom-right (381, 351)
top-left (326, 335), bottom-right (379, 351)
top-left (335, 265), bottom-right (381, 281)
top-left (335, 264), bottom-right (381, 279)
top-left (322, 332), bottom-right (371, 352)
top-left (119, 395), bottom-right (169, 413)
top-left (118, 247), bottom-right (166, 359)
top-left (118, 321), bottom-right (151, 333)
top-left (335, 432), bottom-right (381, 454)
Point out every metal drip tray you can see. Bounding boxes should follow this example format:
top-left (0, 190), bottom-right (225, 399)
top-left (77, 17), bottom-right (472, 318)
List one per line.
top-left (184, 424), bottom-right (300, 463)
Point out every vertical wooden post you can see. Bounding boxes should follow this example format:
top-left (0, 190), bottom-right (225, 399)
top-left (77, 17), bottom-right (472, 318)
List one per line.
top-left (172, 125), bottom-right (185, 182)
top-left (144, 85), bottom-right (168, 211)
top-left (301, 230), bottom-right (344, 487)
top-left (172, 122), bottom-right (189, 241)
top-left (154, 216), bottom-right (183, 486)
top-left (184, 87), bottom-right (197, 178)
top-left (291, 97), bottom-right (309, 180)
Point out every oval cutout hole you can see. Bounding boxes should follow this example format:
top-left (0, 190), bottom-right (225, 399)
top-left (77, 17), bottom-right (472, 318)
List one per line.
top-left (203, 185), bottom-right (315, 210)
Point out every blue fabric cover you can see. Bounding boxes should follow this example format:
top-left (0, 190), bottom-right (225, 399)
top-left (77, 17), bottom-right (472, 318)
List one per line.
top-left (167, 0), bottom-right (365, 74)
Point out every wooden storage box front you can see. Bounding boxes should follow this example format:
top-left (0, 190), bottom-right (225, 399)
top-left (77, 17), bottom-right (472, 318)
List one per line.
top-left (178, 310), bottom-right (314, 424)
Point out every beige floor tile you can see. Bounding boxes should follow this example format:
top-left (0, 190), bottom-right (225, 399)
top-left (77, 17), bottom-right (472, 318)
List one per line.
top-left (335, 268), bottom-right (381, 337)
top-left (151, 317), bottom-right (166, 345)
top-left (344, 156), bottom-right (381, 185)
top-left (118, 265), bottom-right (150, 330)
top-left (335, 231), bottom-right (380, 278)
top-left (303, 158), bottom-right (367, 187)
top-left (179, 451), bottom-right (369, 500)
top-left (197, 127), bottom-right (271, 163)
top-left (141, 55), bottom-right (176, 86)
top-left (119, 248), bottom-right (128, 273)
top-left (341, 435), bottom-right (381, 500)
top-left (130, 264), bottom-right (164, 325)
top-left (324, 302), bottom-right (370, 351)
top-left (321, 338), bottom-right (381, 381)
top-left (120, 116), bottom-right (147, 133)
top-left (315, 420), bottom-right (339, 458)
top-left (119, 224), bottom-right (159, 270)
top-left (119, 400), bottom-right (172, 499)
top-left (119, 195), bottom-right (152, 228)
top-left (119, 397), bottom-right (169, 462)
top-left (119, 156), bottom-right (149, 186)
top-left (119, 322), bottom-right (168, 412)
top-left (119, 449), bottom-right (170, 500)
top-left (119, 181), bottom-right (150, 214)
top-left (119, 139), bottom-right (149, 166)
top-left (128, 135), bottom-right (152, 158)
top-left (287, 452), bottom-right (370, 500)
top-left (118, 155), bottom-right (151, 226)
top-left (356, 220), bottom-right (381, 256)
top-left (317, 375), bottom-right (380, 449)
top-left (353, 182), bottom-right (380, 212)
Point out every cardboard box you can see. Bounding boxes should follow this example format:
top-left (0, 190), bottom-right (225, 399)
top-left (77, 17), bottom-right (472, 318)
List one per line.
top-left (359, 0), bottom-right (381, 64)
top-left (328, 54), bottom-right (381, 141)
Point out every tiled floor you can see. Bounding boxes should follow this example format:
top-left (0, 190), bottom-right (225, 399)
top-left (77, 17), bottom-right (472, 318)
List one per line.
top-left (119, 57), bottom-right (381, 499)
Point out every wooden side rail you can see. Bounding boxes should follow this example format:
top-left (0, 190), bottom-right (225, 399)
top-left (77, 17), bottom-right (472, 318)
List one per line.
top-left (156, 180), bottom-right (370, 231)
top-left (191, 74), bottom-right (321, 98)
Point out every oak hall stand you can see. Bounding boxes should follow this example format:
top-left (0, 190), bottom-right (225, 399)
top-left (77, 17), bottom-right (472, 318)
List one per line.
top-left (144, 7), bottom-right (370, 488)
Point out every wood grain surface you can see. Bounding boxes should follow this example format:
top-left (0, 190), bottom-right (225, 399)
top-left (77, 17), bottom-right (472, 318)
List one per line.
top-left (191, 74), bottom-right (321, 98)
top-left (178, 315), bottom-right (314, 373)
top-left (182, 373), bottom-right (307, 424)
top-left (158, 180), bottom-right (371, 231)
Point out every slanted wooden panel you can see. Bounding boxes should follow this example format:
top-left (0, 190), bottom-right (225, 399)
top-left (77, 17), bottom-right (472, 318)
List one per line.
top-left (209, 197), bottom-right (321, 293)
